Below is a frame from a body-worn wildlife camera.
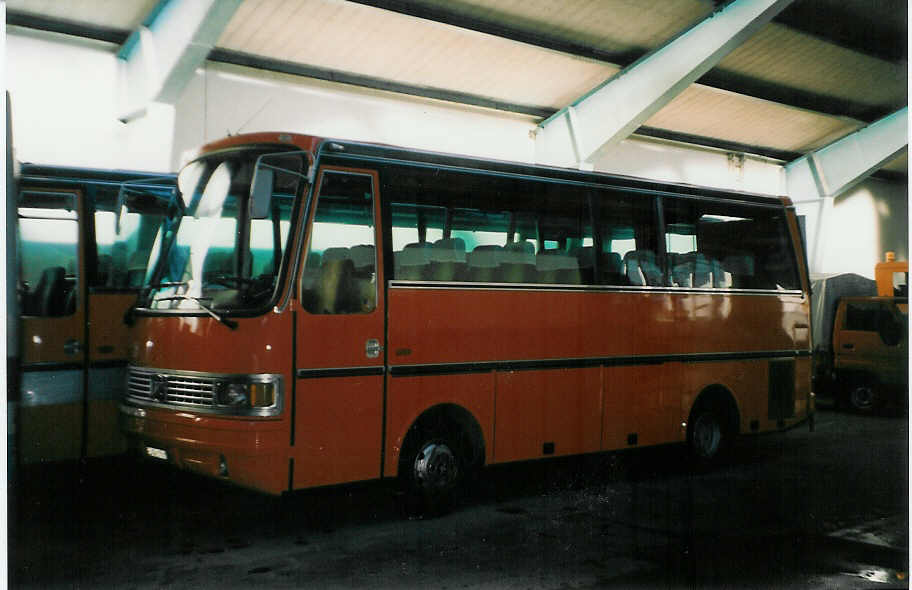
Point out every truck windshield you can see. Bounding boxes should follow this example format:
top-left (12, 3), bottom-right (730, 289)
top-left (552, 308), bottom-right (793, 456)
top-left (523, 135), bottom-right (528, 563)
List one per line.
top-left (143, 147), bottom-right (308, 313)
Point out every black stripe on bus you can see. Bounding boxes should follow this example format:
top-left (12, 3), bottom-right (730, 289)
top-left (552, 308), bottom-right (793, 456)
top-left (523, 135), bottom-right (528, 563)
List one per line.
top-left (388, 350), bottom-right (811, 377)
top-left (88, 359), bottom-right (129, 369)
top-left (296, 366), bottom-right (386, 379)
top-left (21, 362), bottom-right (84, 372)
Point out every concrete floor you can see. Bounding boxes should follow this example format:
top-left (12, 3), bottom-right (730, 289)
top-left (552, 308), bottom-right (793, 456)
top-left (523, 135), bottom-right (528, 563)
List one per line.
top-left (10, 403), bottom-right (908, 589)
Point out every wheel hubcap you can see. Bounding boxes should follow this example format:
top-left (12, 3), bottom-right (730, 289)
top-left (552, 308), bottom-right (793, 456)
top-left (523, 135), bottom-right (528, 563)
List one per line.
top-left (693, 414), bottom-right (722, 458)
top-left (851, 386), bottom-right (874, 410)
top-left (413, 442), bottom-right (458, 491)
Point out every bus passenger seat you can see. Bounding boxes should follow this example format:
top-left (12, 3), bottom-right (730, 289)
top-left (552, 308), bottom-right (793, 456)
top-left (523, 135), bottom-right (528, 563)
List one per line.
top-left (623, 250), bottom-right (662, 286)
top-left (349, 244), bottom-right (376, 276)
top-left (536, 251), bottom-right (581, 284)
top-left (430, 238), bottom-right (467, 281)
top-left (600, 252), bottom-right (624, 285)
top-left (467, 245), bottom-right (502, 282)
top-left (396, 243), bottom-right (432, 281)
top-left (710, 257), bottom-right (732, 288)
top-left (671, 252), bottom-right (693, 287)
top-left (501, 242), bottom-right (536, 283)
top-left (572, 246), bottom-right (595, 284)
top-left (34, 266), bottom-right (66, 316)
top-left (315, 258), bottom-right (359, 313)
top-left (722, 254), bottom-right (755, 288)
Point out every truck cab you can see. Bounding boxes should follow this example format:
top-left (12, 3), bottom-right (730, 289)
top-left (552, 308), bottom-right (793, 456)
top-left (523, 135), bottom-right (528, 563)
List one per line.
top-left (832, 296), bottom-right (908, 411)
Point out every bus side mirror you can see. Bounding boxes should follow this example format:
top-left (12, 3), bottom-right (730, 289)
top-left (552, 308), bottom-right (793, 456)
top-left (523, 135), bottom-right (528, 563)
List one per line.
top-left (249, 163), bottom-right (274, 220)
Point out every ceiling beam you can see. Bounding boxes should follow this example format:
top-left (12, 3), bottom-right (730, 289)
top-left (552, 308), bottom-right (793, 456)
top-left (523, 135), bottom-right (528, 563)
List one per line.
top-left (535, 0), bottom-right (795, 168)
top-left (786, 107), bottom-right (908, 201)
top-left (117, 0), bottom-right (242, 116)
top-left (786, 107), bottom-right (908, 271)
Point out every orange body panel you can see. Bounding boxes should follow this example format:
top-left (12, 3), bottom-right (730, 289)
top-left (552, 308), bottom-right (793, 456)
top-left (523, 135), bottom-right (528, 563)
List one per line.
top-left (293, 375), bottom-right (384, 488)
top-left (386, 289), bottom-right (807, 365)
top-left (494, 368), bottom-right (602, 462)
top-left (89, 293), bottom-right (136, 361)
top-left (129, 313), bottom-right (293, 374)
top-left (602, 363), bottom-right (681, 450)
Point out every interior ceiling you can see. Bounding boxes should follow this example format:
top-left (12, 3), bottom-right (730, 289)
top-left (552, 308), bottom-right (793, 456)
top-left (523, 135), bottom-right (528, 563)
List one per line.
top-left (6, 0), bottom-right (908, 174)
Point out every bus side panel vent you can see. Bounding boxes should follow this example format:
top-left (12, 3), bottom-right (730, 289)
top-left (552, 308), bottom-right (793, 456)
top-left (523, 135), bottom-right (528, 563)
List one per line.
top-left (627, 433), bottom-right (638, 446)
top-left (542, 442), bottom-right (555, 455)
top-left (768, 359), bottom-right (796, 420)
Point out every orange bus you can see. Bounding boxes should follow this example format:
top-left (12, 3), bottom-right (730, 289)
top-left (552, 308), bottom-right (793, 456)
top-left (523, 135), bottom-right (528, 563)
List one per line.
top-left (16, 165), bottom-right (177, 465)
top-left (120, 132), bottom-right (813, 503)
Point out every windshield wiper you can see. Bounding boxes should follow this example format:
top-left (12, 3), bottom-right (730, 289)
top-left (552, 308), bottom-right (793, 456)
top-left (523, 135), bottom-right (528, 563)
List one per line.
top-left (152, 295), bottom-right (239, 330)
top-left (124, 281), bottom-right (192, 325)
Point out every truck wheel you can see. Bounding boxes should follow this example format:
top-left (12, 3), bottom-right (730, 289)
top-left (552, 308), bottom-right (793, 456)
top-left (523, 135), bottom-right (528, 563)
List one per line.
top-left (847, 383), bottom-right (876, 412)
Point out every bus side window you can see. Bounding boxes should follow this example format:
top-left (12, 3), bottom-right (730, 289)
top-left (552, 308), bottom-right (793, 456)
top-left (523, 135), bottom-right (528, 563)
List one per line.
top-left (596, 192), bottom-right (659, 287)
top-left (385, 166), bottom-right (595, 286)
top-left (19, 191), bottom-right (80, 316)
top-left (662, 198), bottom-right (800, 291)
top-left (301, 172), bottom-right (376, 314)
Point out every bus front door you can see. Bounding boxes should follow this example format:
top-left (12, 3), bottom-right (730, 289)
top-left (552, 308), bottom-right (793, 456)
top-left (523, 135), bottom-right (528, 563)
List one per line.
top-left (293, 167), bottom-right (385, 488)
top-left (18, 188), bottom-right (87, 464)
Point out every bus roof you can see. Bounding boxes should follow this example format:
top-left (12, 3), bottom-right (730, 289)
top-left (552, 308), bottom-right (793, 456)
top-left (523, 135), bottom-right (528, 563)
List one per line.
top-left (195, 131), bottom-right (792, 207)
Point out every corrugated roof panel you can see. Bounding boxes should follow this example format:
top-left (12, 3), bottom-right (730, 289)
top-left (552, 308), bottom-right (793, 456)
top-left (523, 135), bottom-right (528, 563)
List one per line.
top-left (6, 0), bottom-right (160, 30)
top-left (221, 0), bottom-right (619, 109)
top-left (718, 23), bottom-right (907, 110)
top-left (404, 0), bottom-right (712, 57)
top-left (646, 85), bottom-right (863, 153)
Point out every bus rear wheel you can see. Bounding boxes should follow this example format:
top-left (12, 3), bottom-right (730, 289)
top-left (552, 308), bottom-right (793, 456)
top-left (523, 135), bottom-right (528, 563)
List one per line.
top-left (687, 403), bottom-right (733, 468)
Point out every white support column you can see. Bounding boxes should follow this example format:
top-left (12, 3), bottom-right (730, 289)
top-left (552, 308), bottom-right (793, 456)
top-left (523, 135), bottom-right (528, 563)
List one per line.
top-left (117, 0), bottom-right (242, 120)
top-left (786, 107), bottom-right (908, 272)
top-left (535, 0), bottom-right (793, 168)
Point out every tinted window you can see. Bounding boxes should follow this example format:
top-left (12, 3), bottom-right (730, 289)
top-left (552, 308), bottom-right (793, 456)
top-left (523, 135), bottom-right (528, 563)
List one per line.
top-left (662, 198), bottom-right (799, 290)
top-left (593, 191), bottom-right (660, 286)
top-left (384, 166), bottom-right (594, 285)
top-left (301, 172), bottom-right (376, 314)
top-left (19, 191), bottom-right (80, 316)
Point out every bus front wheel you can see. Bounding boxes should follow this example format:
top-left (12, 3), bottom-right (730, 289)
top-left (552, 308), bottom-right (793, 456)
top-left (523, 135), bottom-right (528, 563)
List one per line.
top-left (400, 427), bottom-right (465, 516)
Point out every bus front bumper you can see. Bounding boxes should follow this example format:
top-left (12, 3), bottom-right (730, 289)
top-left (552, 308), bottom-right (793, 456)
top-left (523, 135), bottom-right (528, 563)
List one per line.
top-left (119, 403), bottom-right (289, 495)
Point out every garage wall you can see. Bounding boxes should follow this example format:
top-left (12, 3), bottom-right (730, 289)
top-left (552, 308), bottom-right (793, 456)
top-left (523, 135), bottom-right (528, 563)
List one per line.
top-left (6, 28), bottom-right (907, 278)
top-left (797, 177), bottom-right (908, 279)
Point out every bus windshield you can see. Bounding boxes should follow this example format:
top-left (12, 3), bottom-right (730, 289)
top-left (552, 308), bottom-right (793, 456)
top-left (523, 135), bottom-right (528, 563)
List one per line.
top-left (143, 147), bottom-right (308, 313)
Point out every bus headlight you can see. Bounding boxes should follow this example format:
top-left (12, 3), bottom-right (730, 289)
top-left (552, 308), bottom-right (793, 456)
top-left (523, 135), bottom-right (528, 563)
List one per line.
top-left (213, 376), bottom-right (281, 416)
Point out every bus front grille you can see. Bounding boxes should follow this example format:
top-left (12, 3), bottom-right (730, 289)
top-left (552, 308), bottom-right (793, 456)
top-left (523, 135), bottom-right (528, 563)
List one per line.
top-left (126, 367), bottom-right (217, 408)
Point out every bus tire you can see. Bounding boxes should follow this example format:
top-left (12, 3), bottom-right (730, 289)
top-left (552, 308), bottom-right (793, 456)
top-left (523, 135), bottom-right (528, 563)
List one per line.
top-left (687, 395), bottom-right (736, 468)
top-left (399, 425), bottom-right (465, 517)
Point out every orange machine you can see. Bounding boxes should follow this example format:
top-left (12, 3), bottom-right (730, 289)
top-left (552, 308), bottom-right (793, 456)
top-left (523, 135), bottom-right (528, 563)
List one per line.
top-left (875, 252), bottom-right (908, 298)
top-left (120, 133), bottom-right (813, 502)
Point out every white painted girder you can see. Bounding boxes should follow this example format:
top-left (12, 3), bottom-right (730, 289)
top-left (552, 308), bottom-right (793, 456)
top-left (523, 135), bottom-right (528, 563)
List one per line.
top-left (118, 0), bottom-right (242, 118)
top-left (786, 107), bottom-right (908, 271)
top-left (534, 0), bottom-right (794, 168)
top-left (786, 107), bottom-right (908, 202)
